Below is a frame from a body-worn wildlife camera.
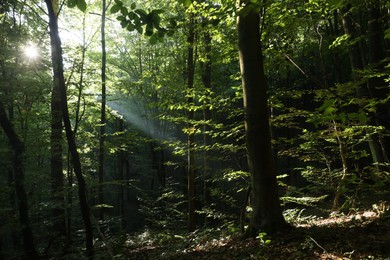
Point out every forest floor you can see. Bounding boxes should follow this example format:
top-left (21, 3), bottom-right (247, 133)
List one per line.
top-left (121, 210), bottom-right (390, 259)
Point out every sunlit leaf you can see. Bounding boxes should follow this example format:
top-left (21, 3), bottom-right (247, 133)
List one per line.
top-left (76, 0), bottom-right (86, 12)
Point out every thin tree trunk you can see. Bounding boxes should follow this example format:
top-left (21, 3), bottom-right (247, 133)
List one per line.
top-left (366, 0), bottom-right (390, 162)
top-left (201, 32), bottom-right (212, 224)
top-left (45, 0), bottom-right (94, 258)
top-left (186, 14), bottom-right (196, 232)
top-left (117, 118), bottom-right (126, 229)
top-left (341, 6), bottom-right (385, 164)
top-left (98, 0), bottom-right (107, 220)
top-left (237, 0), bottom-right (286, 235)
top-left (332, 122), bottom-right (349, 211)
top-left (67, 15), bottom-right (87, 240)
top-left (73, 15), bottom-right (87, 137)
top-left (0, 100), bottom-right (38, 259)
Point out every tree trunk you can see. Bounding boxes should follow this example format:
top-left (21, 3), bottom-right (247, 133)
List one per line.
top-left (50, 61), bottom-right (65, 235)
top-left (237, 0), bottom-right (286, 235)
top-left (45, 0), bottom-right (94, 258)
top-left (201, 32), bottom-right (213, 224)
top-left (0, 100), bottom-right (38, 259)
top-left (366, 0), bottom-right (390, 162)
top-left (186, 14), bottom-right (196, 232)
top-left (98, 0), bottom-right (107, 220)
top-left (332, 122), bottom-right (349, 211)
top-left (117, 118), bottom-right (126, 229)
top-left (341, 6), bottom-right (386, 164)
top-left (0, 61), bottom-right (19, 250)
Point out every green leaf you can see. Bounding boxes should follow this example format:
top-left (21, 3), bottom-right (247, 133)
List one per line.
top-left (149, 34), bottom-right (158, 45)
top-left (126, 23), bottom-right (135, 31)
top-left (121, 7), bottom-right (128, 15)
top-left (151, 13), bottom-right (161, 26)
top-left (357, 110), bottom-right (368, 124)
top-left (385, 28), bottom-right (390, 40)
top-left (76, 0), bottom-right (86, 12)
top-left (135, 25), bottom-right (143, 34)
top-left (152, 9), bottom-right (164, 15)
top-left (145, 23), bottom-right (153, 36)
top-left (130, 2), bottom-right (136, 9)
top-left (67, 0), bottom-right (77, 8)
top-left (319, 100), bottom-right (336, 115)
top-left (111, 4), bottom-right (121, 13)
top-left (135, 9), bottom-right (147, 20)
top-left (114, 0), bottom-right (123, 6)
top-left (329, 0), bottom-right (345, 9)
top-left (128, 11), bottom-right (135, 20)
top-left (179, 0), bottom-right (192, 8)
top-left (120, 19), bottom-right (128, 28)
top-left (116, 15), bottom-right (126, 22)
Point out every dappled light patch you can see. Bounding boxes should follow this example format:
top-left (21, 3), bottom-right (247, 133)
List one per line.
top-left (296, 210), bottom-right (380, 228)
top-left (117, 208), bottom-right (389, 259)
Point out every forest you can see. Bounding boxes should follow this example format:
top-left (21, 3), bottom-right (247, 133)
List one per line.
top-left (0, 0), bottom-right (389, 259)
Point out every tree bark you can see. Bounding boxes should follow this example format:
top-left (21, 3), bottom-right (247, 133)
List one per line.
top-left (0, 99), bottom-right (38, 259)
top-left (237, 0), bottom-right (286, 235)
top-left (50, 59), bottom-right (65, 235)
top-left (98, 0), bottom-right (107, 220)
top-left (332, 122), bottom-right (349, 211)
top-left (366, 0), bottom-right (390, 162)
top-left (117, 118), bottom-right (126, 229)
top-left (45, 0), bottom-right (94, 258)
top-left (341, 5), bottom-right (386, 164)
top-left (186, 14), bottom-right (196, 232)
top-left (201, 32), bottom-right (213, 223)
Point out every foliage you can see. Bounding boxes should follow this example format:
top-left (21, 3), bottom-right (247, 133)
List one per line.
top-left (0, 0), bottom-right (389, 258)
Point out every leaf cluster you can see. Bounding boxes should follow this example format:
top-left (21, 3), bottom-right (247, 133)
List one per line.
top-left (110, 0), bottom-right (176, 44)
top-left (67, 0), bottom-right (87, 12)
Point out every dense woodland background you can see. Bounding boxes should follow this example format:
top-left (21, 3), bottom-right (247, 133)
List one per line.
top-left (0, 0), bottom-right (389, 259)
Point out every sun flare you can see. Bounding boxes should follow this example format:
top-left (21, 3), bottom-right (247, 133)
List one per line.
top-left (23, 44), bottom-right (39, 59)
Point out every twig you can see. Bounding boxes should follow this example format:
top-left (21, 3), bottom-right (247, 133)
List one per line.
top-left (309, 236), bottom-right (328, 253)
top-left (283, 53), bottom-right (309, 78)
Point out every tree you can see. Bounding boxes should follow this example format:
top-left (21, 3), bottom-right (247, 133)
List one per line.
top-left (183, 9), bottom-right (197, 232)
top-left (0, 99), bottom-right (39, 259)
top-left (44, 0), bottom-right (93, 257)
top-left (49, 0), bottom-right (66, 237)
top-left (98, 0), bottom-right (107, 221)
top-left (201, 30), bottom-right (213, 223)
top-left (237, 0), bottom-right (286, 235)
top-left (341, 2), bottom-right (386, 165)
top-left (366, 0), bottom-right (390, 162)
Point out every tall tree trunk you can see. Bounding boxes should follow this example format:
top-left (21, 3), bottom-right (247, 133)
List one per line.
top-left (341, 6), bottom-right (385, 164)
top-left (50, 59), bottom-right (65, 235)
top-left (117, 118), bottom-right (126, 229)
top-left (98, 0), bottom-right (107, 220)
top-left (186, 14), bottom-right (196, 232)
top-left (201, 32), bottom-right (212, 224)
top-left (45, 1), bottom-right (94, 258)
top-left (0, 61), bottom-right (19, 249)
top-left (328, 10), bottom-right (346, 83)
top-left (341, 7), bottom-right (367, 96)
top-left (67, 15), bottom-right (87, 239)
top-left (366, 0), bottom-right (390, 162)
top-left (0, 100), bottom-right (38, 259)
top-left (237, 0), bottom-right (286, 235)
